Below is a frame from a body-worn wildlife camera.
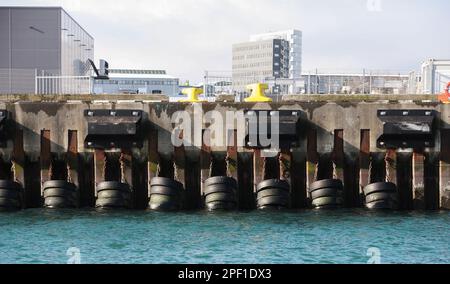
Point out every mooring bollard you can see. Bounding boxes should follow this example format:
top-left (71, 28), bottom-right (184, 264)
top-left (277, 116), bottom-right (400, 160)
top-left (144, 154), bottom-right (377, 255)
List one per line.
top-left (180, 87), bottom-right (206, 103)
top-left (244, 83), bottom-right (273, 103)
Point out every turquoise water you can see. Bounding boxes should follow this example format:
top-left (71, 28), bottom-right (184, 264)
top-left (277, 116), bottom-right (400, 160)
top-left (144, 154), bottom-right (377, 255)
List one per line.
top-left (0, 209), bottom-right (448, 264)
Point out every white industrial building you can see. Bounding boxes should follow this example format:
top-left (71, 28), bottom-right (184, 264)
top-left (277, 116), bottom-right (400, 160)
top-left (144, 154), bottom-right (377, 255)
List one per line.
top-left (232, 38), bottom-right (290, 94)
top-left (250, 30), bottom-right (302, 93)
top-left (93, 69), bottom-right (179, 96)
top-left (419, 59), bottom-right (450, 94)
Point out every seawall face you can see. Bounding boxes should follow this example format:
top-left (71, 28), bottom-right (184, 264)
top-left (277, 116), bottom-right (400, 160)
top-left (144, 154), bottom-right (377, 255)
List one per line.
top-left (0, 94), bottom-right (448, 210)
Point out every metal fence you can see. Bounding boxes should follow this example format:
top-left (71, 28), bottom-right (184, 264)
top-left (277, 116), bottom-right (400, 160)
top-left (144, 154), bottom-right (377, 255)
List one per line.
top-left (205, 69), bottom-right (414, 96)
top-left (203, 71), bottom-right (234, 97)
top-left (0, 69), bottom-right (93, 95)
top-left (302, 69), bottom-right (411, 95)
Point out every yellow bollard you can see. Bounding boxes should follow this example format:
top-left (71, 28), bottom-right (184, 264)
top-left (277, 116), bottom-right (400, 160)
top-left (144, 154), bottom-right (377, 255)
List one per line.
top-left (180, 87), bottom-right (206, 103)
top-left (244, 83), bottom-right (273, 103)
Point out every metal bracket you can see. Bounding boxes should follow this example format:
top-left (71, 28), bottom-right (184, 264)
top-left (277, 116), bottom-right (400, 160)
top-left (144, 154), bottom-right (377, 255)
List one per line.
top-left (244, 110), bottom-right (302, 149)
top-left (377, 109), bottom-right (436, 149)
top-left (84, 109), bottom-right (143, 149)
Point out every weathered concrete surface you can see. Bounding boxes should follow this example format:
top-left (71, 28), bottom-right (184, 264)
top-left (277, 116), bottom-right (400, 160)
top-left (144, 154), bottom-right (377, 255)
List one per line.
top-left (0, 94), bottom-right (448, 209)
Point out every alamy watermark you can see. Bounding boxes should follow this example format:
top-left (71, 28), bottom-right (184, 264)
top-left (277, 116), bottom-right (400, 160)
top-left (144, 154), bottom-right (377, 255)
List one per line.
top-left (171, 105), bottom-right (281, 157)
top-left (367, 247), bottom-right (381, 264)
top-left (67, 247), bottom-right (81, 264)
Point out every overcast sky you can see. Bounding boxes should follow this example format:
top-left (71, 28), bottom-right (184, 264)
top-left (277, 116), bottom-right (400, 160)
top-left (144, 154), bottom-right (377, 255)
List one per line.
top-left (1, 0), bottom-right (449, 82)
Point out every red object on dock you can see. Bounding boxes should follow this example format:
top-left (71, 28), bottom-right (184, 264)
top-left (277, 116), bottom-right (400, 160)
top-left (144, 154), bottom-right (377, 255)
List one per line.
top-left (438, 82), bottom-right (450, 103)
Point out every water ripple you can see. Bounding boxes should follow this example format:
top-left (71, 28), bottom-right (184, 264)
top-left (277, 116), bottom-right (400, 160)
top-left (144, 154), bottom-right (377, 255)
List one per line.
top-left (0, 209), bottom-right (448, 264)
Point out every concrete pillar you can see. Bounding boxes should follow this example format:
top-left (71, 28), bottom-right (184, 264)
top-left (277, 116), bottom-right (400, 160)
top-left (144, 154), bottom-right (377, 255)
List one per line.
top-left (148, 129), bottom-right (159, 199)
top-left (67, 130), bottom-right (80, 207)
top-left (359, 130), bottom-right (371, 204)
top-left (173, 147), bottom-right (185, 188)
top-left (173, 138), bottom-right (186, 208)
top-left (94, 149), bottom-right (106, 197)
top-left (226, 130), bottom-right (238, 182)
top-left (120, 149), bottom-right (133, 187)
top-left (440, 130), bottom-right (450, 209)
top-left (385, 149), bottom-right (397, 185)
top-left (40, 130), bottom-right (51, 197)
top-left (291, 142), bottom-right (307, 209)
top-left (412, 151), bottom-right (426, 209)
top-left (306, 128), bottom-right (319, 198)
top-left (423, 153), bottom-right (439, 210)
top-left (359, 130), bottom-right (371, 191)
top-left (253, 149), bottom-right (265, 193)
top-left (279, 148), bottom-right (292, 207)
top-left (12, 129), bottom-right (25, 208)
top-left (67, 130), bottom-right (79, 188)
top-left (120, 149), bottom-right (133, 208)
top-left (200, 130), bottom-right (212, 196)
top-left (332, 130), bottom-right (344, 182)
top-left (397, 152), bottom-right (413, 210)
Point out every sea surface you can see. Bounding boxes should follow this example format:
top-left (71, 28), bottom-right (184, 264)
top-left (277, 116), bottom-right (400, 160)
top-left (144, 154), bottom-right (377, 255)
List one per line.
top-left (0, 209), bottom-right (448, 264)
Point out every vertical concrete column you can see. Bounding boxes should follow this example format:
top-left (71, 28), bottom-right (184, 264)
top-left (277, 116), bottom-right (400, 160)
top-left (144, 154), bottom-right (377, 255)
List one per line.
top-left (120, 149), bottom-right (133, 208)
top-left (253, 149), bottom-right (265, 193)
top-left (12, 129), bottom-right (25, 208)
top-left (94, 149), bottom-right (106, 198)
top-left (200, 130), bottom-right (212, 196)
top-left (332, 129), bottom-right (348, 206)
top-left (173, 137), bottom-right (186, 202)
top-left (359, 130), bottom-right (371, 200)
top-left (279, 148), bottom-right (292, 208)
top-left (226, 130), bottom-right (238, 181)
top-left (440, 129), bottom-right (450, 209)
top-left (306, 128), bottom-right (319, 197)
top-left (332, 130), bottom-right (344, 181)
top-left (40, 130), bottom-right (52, 197)
top-left (67, 130), bottom-right (79, 188)
top-left (398, 152), bottom-right (413, 210)
top-left (67, 130), bottom-right (79, 207)
top-left (425, 152), bottom-right (440, 210)
top-left (237, 152), bottom-right (254, 210)
top-left (412, 151), bottom-right (426, 209)
top-left (279, 149), bottom-right (292, 183)
top-left (226, 130), bottom-right (246, 209)
top-left (385, 149), bottom-right (397, 185)
top-left (120, 149), bottom-right (133, 187)
top-left (291, 140), bottom-right (307, 209)
top-left (148, 129), bottom-right (159, 199)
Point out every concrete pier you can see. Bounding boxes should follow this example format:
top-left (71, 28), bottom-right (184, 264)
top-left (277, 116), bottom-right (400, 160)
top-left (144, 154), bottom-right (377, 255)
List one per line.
top-left (0, 94), bottom-right (448, 210)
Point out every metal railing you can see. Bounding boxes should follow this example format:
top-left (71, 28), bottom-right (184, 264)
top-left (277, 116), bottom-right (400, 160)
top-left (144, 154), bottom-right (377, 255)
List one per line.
top-left (208, 69), bottom-right (414, 96)
top-left (302, 69), bottom-right (411, 95)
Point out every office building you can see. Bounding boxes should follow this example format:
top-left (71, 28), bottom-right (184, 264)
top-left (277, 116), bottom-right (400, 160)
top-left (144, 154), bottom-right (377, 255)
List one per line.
top-left (250, 30), bottom-right (302, 93)
top-left (232, 38), bottom-right (290, 94)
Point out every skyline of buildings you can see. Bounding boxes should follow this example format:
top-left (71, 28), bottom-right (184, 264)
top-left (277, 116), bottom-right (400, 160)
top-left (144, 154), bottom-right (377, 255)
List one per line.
top-left (0, 6), bottom-right (448, 96)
